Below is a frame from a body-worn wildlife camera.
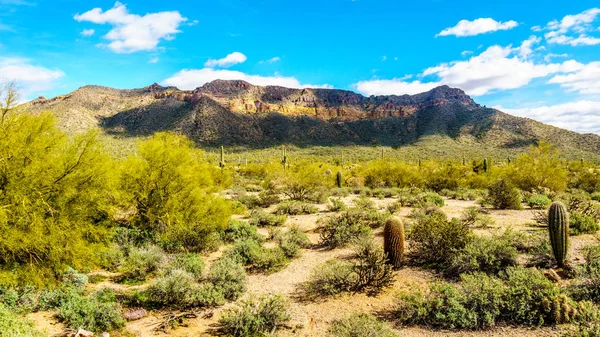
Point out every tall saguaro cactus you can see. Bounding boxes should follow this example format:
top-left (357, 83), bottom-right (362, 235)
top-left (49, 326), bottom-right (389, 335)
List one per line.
top-left (281, 145), bottom-right (287, 170)
top-left (219, 146), bottom-right (225, 168)
top-left (336, 170), bottom-right (343, 188)
top-left (548, 202), bottom-right (569, 268)
top-left (384, 217), bottom-right (405, 268)
top-left (483, 158), bottom-right (488, 173)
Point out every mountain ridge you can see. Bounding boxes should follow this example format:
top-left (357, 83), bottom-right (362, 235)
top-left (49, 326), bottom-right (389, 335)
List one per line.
top-left (22, 80), bottom-right (600, 158)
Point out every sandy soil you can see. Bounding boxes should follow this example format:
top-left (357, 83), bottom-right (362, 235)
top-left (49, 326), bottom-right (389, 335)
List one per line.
top-left (32, 196), bottom-right (596, 337)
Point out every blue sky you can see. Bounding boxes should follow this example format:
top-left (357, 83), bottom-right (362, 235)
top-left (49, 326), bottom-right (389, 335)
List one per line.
top-left (1, 0), bottom-right (600, 134)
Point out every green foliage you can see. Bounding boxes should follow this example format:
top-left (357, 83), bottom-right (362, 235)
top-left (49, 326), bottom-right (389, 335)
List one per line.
top-left (206, 257), bottom-right (247, 301)
top-left (57, 291), bottom-right (126, 332)
top-left (147, 269), bottom-right (199, 307)
top-left (527, 194), bottom-right (552, 210)
top-left (249, 209), bottom-right (287, 227)
top-left (219, 295), bottom-right (291, 337)
top-left (304, 239), bottom-right (393, 297)
top-left (319, 210), bottom-right (375, 249)
top-left (446, 234), bottom-right (518, 276)
top-left (0, 113), bottom-right (114, 286)
top-left (169, 253), bottom-right (205, 279)
top-left (459, 207), bottom-right (495, 228)
top-left (222, 220), bottom-right (264, 243)
top-left (0, 303), bottom-right (45, 337)
top-left (274, 226), bottom-right (311, 258)
top-left (275, 162), bottom-right (331, 202)
top-left (328, 313), bottom-right (398, 337)
top-left (408, 208), bottom-right (472, 266)
top-left (120, 133), bottom-right (236, 252)
top-left (548, 202), bottom-right (569, 268)
top-left (487, 179), bottom-right (523, 210)
top-left (275, 201), bottom-right (318, 215)
top-left (327, 197), bottom-right (348, 212)
top-left (226, 239), bottom-right (288, 273)
top-left (120, 245), bottom-right (166, 281)
top-left (571, 211), bottom-right (599, 235)
top-left (397, 267), bottom-right (576, 329)
top-left (508, 142), bottom-right (568, 192)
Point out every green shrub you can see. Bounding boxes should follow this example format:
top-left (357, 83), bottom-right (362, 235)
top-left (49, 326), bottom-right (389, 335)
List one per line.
top-left (57, 292), bottom-right (125, 332)
top-left (226, 239), bottom-right (289, 273)
top-left (397, 267), bottom-right (575, 329)
top-left (571, 211), bottom-right (600, 235)
top-left (249, 210), bottom-right (287, 227)
top-left (353, 196), bottom-right (377, 211)
top-left (459, 207), bottom-right (495, 228)
top-left (304, 239), bottom-right (393, 296)
top-left (275, 201), bottom-right (318, 215)
top-left (446, 234), bottom-right (518, 276)
top-left (408, 208), bottom-right (472, 266)
top-left (417, 192), bottom-right (445, 207)
top-left (219, 295), bottom-right (291, 337)
top-left (328, 198), bottom-right (348, 212)
top-left (487, 180), bottom-right (523, 210)
top-left (328, 313), bottom-right (398, 337)
top-left (62, 268), bottom-right (89, 291)
top-left (120, 245), bottom-right (166, 281)
top-left (319, 211), bottom-right (373, 249)
top-left (257, 190), bottom-right (282, 207)
top-left (274, 226), bottom-right (311, 258)
top-left (569, 244), bottom-right (600, 303)
top-left (592, 193), bottom-right (600, 202)
top-left (147, 269), bottom-right (198, 308)
top-left (235, 194), bottom-right (261, 209)
top-left (527, 194), bottom-right (552, 209)
top-left (222, 220), bottom-right (264, 243)
top-left (208, 258), bottom-right (247, 301)
top-left (0, 303), bottom-right (45, 337)
top-left (170, 253), bottom-right (204, 279)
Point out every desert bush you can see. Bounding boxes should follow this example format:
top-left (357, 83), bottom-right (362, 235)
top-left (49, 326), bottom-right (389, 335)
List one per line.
top-left (508, 142), bottom-right (568, 192)
top-left (592, 193), bottom-right (600, 202)
top-left (169, 253), bottom-right (205, 280)
top-left (304, 239), bottom-right (393, 296)
top-left (397, 267), bottom-right (576, 329)
top-left (353, 196), bottom-right (377, 211)
top-left (257, 190), bottom-right (282, 208)
top-left (319, 211), bottom-right (373, 249)
top-left (235, 194), bottom-right (261, 209)
top-left (328, 197), bottom-right (348, 212)
top-left (328, 313), bottom-right (398, 337)
top-left (219, 295), bottom-right (291, 337)
top-left (207, 258), bottom-right (247, 300)
top-left (249, 210), bottom-right (287, 227)
top-left (527, 194), bottom-right (552, 209)
top-left (0, 303), bottom-right (45, 337)
top-left (275, 201), bottom-right (318, 215)
top-left (446, 234), bottom-right (518, 276)
top-left (226, 239), bottom-right (289, 273)
top-left (569, 243), bottom-right (600, 303)
top-left (57, 292), bottom-right (125, 332)
top-left (275, 162), bottom-right (331, 202)
top-left (222, 220), bottom-right (264, 243)
top-left (120, 245), bottom-right (166, 281)
top-left (459, 207), bottom-right (495, 228)
top-left (571, 211), bottom-right (600, 235)
top-left (120, 133), bottom-right (236, 252)
top-left (487, 180), bottom-right (523, 210)
top-left (62, 268), bottom-right (88, 291)
top-left (274, 226), bottom-right (311, 258)
top-left (417, 192), bottom-right (445, 207)
top-left (409, 208), bottom-right (472, 266)
top-left (146, 269), bottom-right (198, 307)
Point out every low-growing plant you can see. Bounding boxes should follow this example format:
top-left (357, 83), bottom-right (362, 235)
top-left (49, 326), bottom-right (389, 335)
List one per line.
top-left (222, 220), bottom-right (264, 243)
top-left (169, 253), bottom-right (205, 279)
top-left (146, 269), bottom-right (198, 308)
top-left (0, 303), bottom-right (45, 337)
top-left (409, 208), bottom-right (472, 266)
top-left (460, 207), bottom-right (495, 228)
top-left (275, 201), bottom-right (318, 215)
top-left (328, 313), bottom-right (398, 337)
top-left (57, 292), bottom-right (126, 332)
top-left (446, 234), bottom-right (518, 276)
top-left (249, 210), bottom-right (287, 227)
top-left (487, 180), bottom-right (523, 210)
top-left (219, 295), bottom-right (291, 337)
top-left (328, 197), bottom-right (348, 212)
top-left (571, 211), bottom-right (599, 235)
top-left (274, 226), bottom-right (311, 258)
top-left (207, 257), bottom-right (247, 301)
top-left (120, 245), bottom-right (166, 281)
top-left (319, 211), bottom-right (373, 249)
top-left (353, 196), bottom-right (377, 211)
top-left (226, 239), bottom-right (289, 273)
top-left (527, 194), bottom-right (552, 210)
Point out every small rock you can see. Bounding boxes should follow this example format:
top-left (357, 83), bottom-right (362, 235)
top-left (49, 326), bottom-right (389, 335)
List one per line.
top-left (100, 333), bottom-right (110, 337)
top-left (124, 307), bottom-right (148, 321)
top-left (75, 328), bottom-right (94, 337)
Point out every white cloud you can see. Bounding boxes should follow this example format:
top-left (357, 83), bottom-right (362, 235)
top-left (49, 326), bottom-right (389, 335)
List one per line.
top-left (437, 18), bottom-right (518, 37)
top-left (518, 35), bottom-right (541, 58)
top-left (461, 50), bottom-right (473, 57)
top-left (163, 67), bottom-right (331, 90)
top-left (259, 56), bottom-right (281, 64)
top-left (548, 62), bottom-right (600, 94)
top-left (148, 57), bottom-right (159, 64)
top-left (0, 57), bottom-right (64, 98)
top-left (354, 41), bottom-right (585, 97)
top-left (531, 25), bottom-right (542, 32)
top-left (80, 29), bottom-right (95, 36)
top-left (498, 101), bottom-right (600, 134)
top-left (544, 8), bottom-right (600, 46)
top-left (204, 52), bottom-right (247, 68)
top-left (544, 53), bottom-right (568, 62)
top-left (74, 2), bottom-right (188, 53)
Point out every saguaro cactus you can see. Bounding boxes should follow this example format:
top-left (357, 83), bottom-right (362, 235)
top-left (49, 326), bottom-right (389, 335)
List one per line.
top-left (483, 158), bottom-right (488, 173)
top-left (219, 146), bottom-right (225, 168)
top-left (548, 201), bottom-right (569, 268)
top-left (336, 170), bottom-right (343, 188)
top-left (384, 217), bottom-right (405, 268)
top-left (281, 145), bottom-right (287, 170)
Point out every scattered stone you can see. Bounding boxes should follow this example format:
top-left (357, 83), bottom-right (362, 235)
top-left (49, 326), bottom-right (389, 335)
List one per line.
top-left (100, 333), bottom-right (110, 337)
top-left (74, 328), bottom-right (94, 337)
top-left (124, 307), bottom-right (148, 321)
top-left (544, 269), bottom-right (562, 282)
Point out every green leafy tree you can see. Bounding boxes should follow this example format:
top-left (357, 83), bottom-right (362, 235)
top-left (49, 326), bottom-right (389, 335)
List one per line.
top-left (120, 132), bottom-right (236, 251)
top-left (509, 142), bottom-right (567, 192)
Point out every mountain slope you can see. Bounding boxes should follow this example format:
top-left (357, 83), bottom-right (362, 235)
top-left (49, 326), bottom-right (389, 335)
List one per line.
top-left (23, 80), bottom-right (600, 156)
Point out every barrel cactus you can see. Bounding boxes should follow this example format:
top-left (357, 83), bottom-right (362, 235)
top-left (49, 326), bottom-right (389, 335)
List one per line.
top-left (548, 201), bottom-right (569, 268)
top-left (384, 217), bottom-right (405, 268)
top-left (336, 170), bottom-right (343, 188)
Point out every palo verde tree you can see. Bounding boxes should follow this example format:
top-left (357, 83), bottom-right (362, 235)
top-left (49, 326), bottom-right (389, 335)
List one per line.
top-left (0, 92), bottom-right (115, 286)
top-left (120, 132), bottom-right (236, 252)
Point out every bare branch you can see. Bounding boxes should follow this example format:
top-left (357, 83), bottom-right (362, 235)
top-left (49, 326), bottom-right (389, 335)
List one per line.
top-left (0, 81), bottom-right (21, 124)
